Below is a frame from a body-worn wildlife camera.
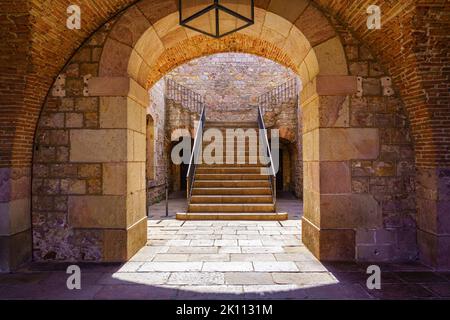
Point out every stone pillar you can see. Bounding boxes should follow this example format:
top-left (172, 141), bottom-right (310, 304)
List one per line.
top-left (417, 167), bottom-right (450, 268)
top-left (72, 77), bottom-right (148, 262)
top-left (301, 76), bottom-right (380, 261)
top-left (0, 167), bottom-right (32, 272)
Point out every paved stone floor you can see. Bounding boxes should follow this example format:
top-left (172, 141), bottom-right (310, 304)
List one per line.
top-left (0, 194), bottom-right (449, 300)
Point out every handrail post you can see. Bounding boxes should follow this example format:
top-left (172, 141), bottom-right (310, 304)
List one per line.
top-left (186, 105), bottom-right (206, 201)
top-left (257, 105), bottom-right (277, 206)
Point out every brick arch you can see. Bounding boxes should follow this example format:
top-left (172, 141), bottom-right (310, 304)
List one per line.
top-left (28, 1), bottom-right (417, 266)
top-left (33, 4), bottom-right (365, 265)
top-left (3, 1), bottom-right (446, 169)
top-left (98, 6), bottom-right (348, 90)
top-left (2, 0), bottom-right (448, 271)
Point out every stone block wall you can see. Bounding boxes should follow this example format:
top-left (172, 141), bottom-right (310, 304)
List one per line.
top-left (147, 80), bottom-right (169, 205)
top-left (32, 21), bottom-right (147, 262)
top-left (167, 53), bottom-right (296, 111)
top-left (264, 96), bottom-right (302, 198)
top-left (302, 17), bottom-right (417, 262)
top-left (27, 2), bottom-right (419, 266)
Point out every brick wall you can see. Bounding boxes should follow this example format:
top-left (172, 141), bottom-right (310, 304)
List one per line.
top-left (2, 0), bottom-right (448, 268)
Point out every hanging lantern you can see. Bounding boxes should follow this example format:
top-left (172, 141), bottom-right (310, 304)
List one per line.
top-left (179, 0), bottom-right (254, 38)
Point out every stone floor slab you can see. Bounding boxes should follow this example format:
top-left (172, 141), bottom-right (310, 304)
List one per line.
top-left (253, 261), bottom-right (299, 272)
top-left (225, 273), bottom-right (275, 285)
top-left (202, 262), bottom-right (253, 272)
top-left (139, 262), bottom-right (203, 272)
top-left (167, 272), bottom-right (225, 285)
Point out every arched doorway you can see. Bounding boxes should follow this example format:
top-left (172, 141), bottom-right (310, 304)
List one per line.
top-left (29, 1), bottom-right (418, 267)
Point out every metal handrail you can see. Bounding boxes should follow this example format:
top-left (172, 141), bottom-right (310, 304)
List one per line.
top-left (257, 105), bottom-right (277, 207)
top-left (186, 106), bottom-right (206, 200)
top-left (166, 78), bottom-right (205, 115)
top-left (257, 78), bottom-right (299, 114)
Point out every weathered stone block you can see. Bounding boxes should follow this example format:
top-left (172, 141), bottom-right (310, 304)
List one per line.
top-left (417, 230), bottom-right (450, 268)
top-left (88, 77), bottom-right (130, 96)
top-left (320, 194), bottom-right (381, 229)
top-left (61, 179), bottom-right (86, 195)
top-left (0, 229), bottom-right (31, 272)
top-left (319, 128), bottom-right (379, 161)
top-left (126, 189), bottom-right (146, 227)
top-left (314, 36), bottom-right (347, 76)
top-left (319, 96), bottom-right (350, 127)
top-left (302, 218), bottom-right (355, 261)
top-left (66, 113), bottom-right (83, 128)
top-left (70, 129), bottom-right (128, 162)
top-left (316, 76), bottom-right (357, 96)
top-left (320, 161), bottom-right (351, 194)
top-left (302, 129), bottom-right (319, 162)
top-left (109, 6), bottom-right (150, 47)
top-left (0, 198), bottom-right (31, 236)
top-left (269, 0), bottom-right (309, 23)
top-left (103, 163), bottom-right (127, 196)
top-left (302, 96), bottom-right (319, 133)
top-left (295, 3), bottom-right (336, 46)
top-left (75, 97), bottom-right (98, 112)
top-left (303, 188), bottom-right (320, 227)
top-left (99, 38), bottom-right (132, 77)
top-left (100, 97), bottom-right (127, 128)
top-left (68, 195), bottom-right (127, 228)
top-left (356, 244), bottom-right (393, 262)
top-left (102, 217), bottom-right (147, 262)
top-left (362, 78), bottom-right (381, 96)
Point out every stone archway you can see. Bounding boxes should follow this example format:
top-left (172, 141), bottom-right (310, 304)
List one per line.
top-left (28, 1), bottom-right (416, 266)
top-left (81, 6), bottom-right (361, 262)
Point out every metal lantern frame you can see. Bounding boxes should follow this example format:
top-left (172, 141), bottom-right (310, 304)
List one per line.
top-left (179, 0), bottom-right (255, 39)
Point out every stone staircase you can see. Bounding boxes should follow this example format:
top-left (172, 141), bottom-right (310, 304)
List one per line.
top-left (177, 121), bottom-right (287, 221)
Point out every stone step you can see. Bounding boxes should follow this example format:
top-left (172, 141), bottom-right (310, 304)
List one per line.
top-left (195, 161), bottom-right (269, 167)
top-left (205, 121), bottom-right (258, 128)
top-left (200, 146), bottom-right (263, 152)
top-left (188, 203), bottom-right (275, 213)
top-left (196, 167), bottom-right (264, 174)
top-left (190, 195), bottom-right (273, 204)
top-left (200, 147), bottom-right (262, 153)
top-left (177, 212), bottom-right (288, 221)
top-left (201, 129), bottom-right (263, 135)
top-left (197, 163), bottom-right (268, 168)
top-left (191, 187), bottom-right (272, 196)
top-left (193, 180), bottom-right (271, 188)
top-left (195, 174), bottom-right (269, 180)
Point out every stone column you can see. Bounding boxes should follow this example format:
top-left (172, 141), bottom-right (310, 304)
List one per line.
top-left (417, 168), bottom-right (450, 268)
top-left (301, 76), bottom-right (380, 261)
top-left (0, 167), bottom-right (32, 272)
top-left (72, 77), bottom-right (148, 261)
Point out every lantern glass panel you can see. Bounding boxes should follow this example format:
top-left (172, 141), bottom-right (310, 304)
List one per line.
top-left (220, 0), bottom-right (253, 21)
top-left (218, 9), bottom-right (247, 36)
top-left (180, 0), bottom-right (214, 22)
top-left (184, 8), bottom-right (217, 37)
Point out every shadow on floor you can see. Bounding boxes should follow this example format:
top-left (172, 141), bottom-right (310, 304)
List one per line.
top-left (0, 261), bottom-right (448, 300)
